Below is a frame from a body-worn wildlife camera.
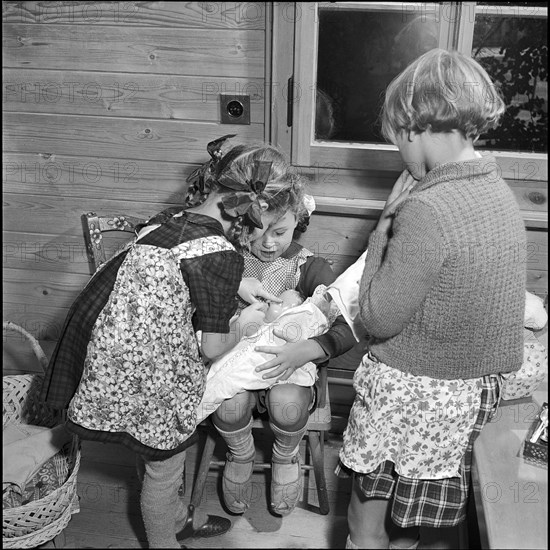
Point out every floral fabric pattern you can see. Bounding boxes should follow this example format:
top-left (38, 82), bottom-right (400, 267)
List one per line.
top-left (68, 236), bottom-right (234, 451)
top-left (339, 353), bottom-right (484, 479)
top-left (500, 331), bottom-right (547, 400)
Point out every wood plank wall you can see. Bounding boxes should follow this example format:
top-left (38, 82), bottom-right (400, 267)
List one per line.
top-left (3, 2), bottom-right (547, 416)
top-left (3, 1), bottom-right (267, 366)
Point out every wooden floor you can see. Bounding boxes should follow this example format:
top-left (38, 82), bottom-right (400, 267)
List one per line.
top-left (36, 425), bottom-right (467, 549)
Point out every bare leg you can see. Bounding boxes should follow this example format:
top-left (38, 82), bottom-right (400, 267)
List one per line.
top-left (388, 524), bottom-right (420, 549)
top-left (347, 482), bottom-right (391, 549)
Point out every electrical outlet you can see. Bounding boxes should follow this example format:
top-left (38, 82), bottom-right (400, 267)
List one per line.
top-left (220, 94), bottom-right (250, 125)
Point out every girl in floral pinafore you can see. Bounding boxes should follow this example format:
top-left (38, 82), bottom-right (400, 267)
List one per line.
top-left (338, 50), bottom-right (526, 550)
top-left (41, 137), bottom-right (302, 549)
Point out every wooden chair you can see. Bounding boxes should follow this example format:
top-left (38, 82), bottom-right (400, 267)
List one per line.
top-left (190, 366), bottom-right (332, 515)
top-left (81, 211), bottom-right (333, 515)
top-left (81, 212), bottom-right (144, 271)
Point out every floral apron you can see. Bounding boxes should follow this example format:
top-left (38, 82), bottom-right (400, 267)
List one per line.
top-left (68, 235), bottom-right (235, 452)
top-left (339, 352), bottom-right (485, 479)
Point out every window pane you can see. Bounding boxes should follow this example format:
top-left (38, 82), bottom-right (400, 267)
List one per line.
top-left (315, 6), bottom-right (441, 143)
top-left (473, 3), bottom-right (548, 152)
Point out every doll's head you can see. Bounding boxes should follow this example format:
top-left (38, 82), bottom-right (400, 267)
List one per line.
top-left (264, 289), bottom-right (304, 323)
top-left (185, 137), bottom-right (308, 248)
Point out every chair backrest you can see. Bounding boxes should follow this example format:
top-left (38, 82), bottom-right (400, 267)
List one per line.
top-left (82, 212), bottom-right (145, 272)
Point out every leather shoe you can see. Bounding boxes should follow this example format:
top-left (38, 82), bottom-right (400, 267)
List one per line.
top-left (176, 504), bottom-right (232, 541)
top-left (271, 452), bottom-right (303, 517)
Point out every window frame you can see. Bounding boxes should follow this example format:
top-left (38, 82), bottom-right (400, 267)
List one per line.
top-left (273, 1), bottom-right (548, 189)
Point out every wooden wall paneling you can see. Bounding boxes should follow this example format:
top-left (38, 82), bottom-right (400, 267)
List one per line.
top-left (4, 231), bottom-right (97, 276)
top-left (3, 70), bottom-right (265, 123)
top-left (2, 2), bottom-right (266, 29)
top-left (2, 0), bottom-right (272, 391)
top-left (3, 113), bottom-right (264, 163)
top-left (3, 267), bottom-right (89, 309)
top-left (299, 212), bottom-right (376, 269)
top-left (527, 270), bottom-right (548, 299)
top-left (3, 193), bottom-right (173, 236)
top-left (301, 165), bottom-right (547, 229)
top-left (508, 179), bottom-right (549, 211)
top-left (3, 25), bottom-right (264, 78)
top-left (526, 229), bottom-right (548, 275)
top-left (3, 153), bottom-right (197, 203)
top-left (263, 2), bottom-right (273, 142)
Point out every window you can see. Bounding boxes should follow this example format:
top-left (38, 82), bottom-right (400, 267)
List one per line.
top-left (470, 2), bottom-right (547, 153)
top-left (272, 2), bottom-right (547, 185)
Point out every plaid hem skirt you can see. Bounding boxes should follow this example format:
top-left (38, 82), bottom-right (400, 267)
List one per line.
top-left (335, 374), bottom-right (501, 528)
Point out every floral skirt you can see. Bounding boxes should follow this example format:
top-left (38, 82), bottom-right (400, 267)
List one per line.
top-left (339, 353), bottom-right (486, 479)
top-left (336, 353), bottom-right (500, 527)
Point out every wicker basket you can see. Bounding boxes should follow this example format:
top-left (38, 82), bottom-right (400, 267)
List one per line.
top-left (522, 401), bottom-right (548, 470)
top-left (3, 322), bottom-right (81, 548)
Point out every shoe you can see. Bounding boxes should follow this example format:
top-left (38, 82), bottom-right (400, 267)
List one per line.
top-left (270, 452), bottom-right (303, 517)
top-left (222, 451), bottom-right (255, 514)
top-left (176, 504), bottom-right (231, 541)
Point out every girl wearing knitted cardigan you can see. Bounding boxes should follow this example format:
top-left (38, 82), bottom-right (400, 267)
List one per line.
top-left (339, 49), bottom-right (527, 549)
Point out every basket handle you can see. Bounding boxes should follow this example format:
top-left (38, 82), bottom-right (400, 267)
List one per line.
top-left (3, 321), bottom-right (49, 373)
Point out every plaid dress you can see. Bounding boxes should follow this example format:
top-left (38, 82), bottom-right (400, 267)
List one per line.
top-left (336, 353), bottom-right (501, 527)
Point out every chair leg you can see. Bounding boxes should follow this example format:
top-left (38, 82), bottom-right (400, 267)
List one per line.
top-left (308, 430), bottom-right (330, 515)
top-left (190, 429), bottom-right (217, 508)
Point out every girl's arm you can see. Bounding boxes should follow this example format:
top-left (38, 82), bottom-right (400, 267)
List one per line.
top-left (255, 255), bottom-right (356, 381)
top-left (201, 302), bottom-right (267, 360)
top-left (182, 249), bottom-right (259, 361)
top-left (298, 257), bottom-right (357, 359)
top-left (359, 199), bottom-right (445, 339)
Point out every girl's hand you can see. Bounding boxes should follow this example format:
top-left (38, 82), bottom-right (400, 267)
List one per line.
top-left (239, 277), bottom-right (282, 304)
top-left (236, 302), bottom-right (268, 338)
top-left (377, 170), bottom-right (416, 233)
top-left (254, 330), bottom-right (327, 382)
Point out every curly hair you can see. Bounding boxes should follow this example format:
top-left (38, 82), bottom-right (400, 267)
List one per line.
top-left (186, 140), bottom-right (310, 247)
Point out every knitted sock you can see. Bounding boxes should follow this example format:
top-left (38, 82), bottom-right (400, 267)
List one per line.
top-left (138, 454), bottom-right (189, 534)
top-left (215, 418), bottom-right (255, 482)
top-left (270, 422), bottom-right (308, 484)
top-left (140, 452), bottom-right (186, 549)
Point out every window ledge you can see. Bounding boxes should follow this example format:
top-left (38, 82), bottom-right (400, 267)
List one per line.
top-left (314, 196), bottom-right (548, 229)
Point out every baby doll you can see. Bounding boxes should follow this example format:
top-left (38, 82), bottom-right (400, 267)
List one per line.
top-left (196, 285), bottom-right (341, 423)
top-left (264, 289), bottom-right (304, 322)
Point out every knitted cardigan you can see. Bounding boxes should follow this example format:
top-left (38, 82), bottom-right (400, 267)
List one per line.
top-left (359, 156), bottom-right (526, 380)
